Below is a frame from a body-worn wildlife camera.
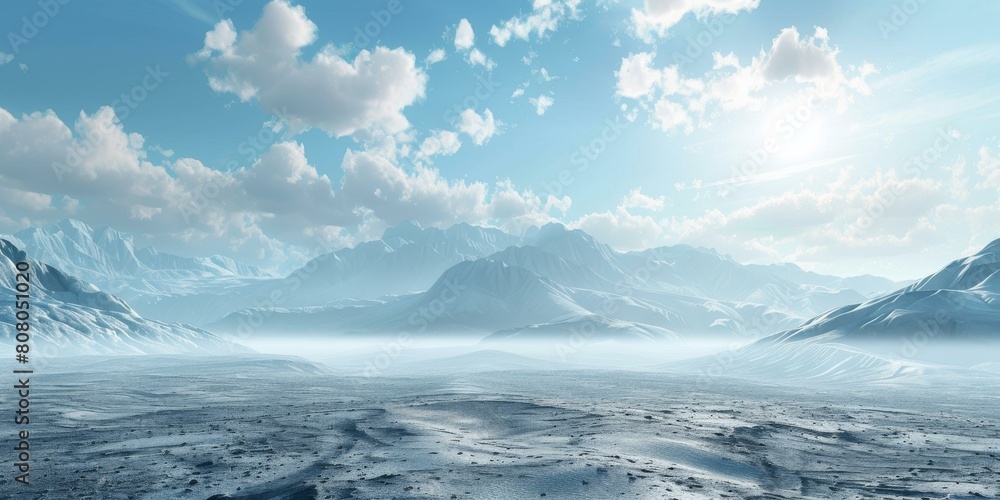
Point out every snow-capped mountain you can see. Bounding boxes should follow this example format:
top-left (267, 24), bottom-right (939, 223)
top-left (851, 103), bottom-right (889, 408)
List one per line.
top-left (672, 238), bottom-right (1000, 381)
top-left (5, 219), bottom-right (907, 336)
top-left (129, 221), bottom-right (523, 325)
top-left (0, 239), bottom-right (247, 356)
top-left (765, 238), bottom-right (1000, 351)
top-left (200, 221), bottom-right (915, 341)
top-left (3, 219), bottom-right (266, 299)
top-left (210, 253), bottom-right (803, 341)
top-left (210, 259), bottom-right (594, 336)
top-left (292, 221), bottom-right (522, 299)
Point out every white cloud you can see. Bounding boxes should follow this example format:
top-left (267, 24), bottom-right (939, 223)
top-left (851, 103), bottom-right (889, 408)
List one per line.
top-left (455, 18), bottom-right (475, 51)
top-left (976, 145), bottom-right (1000, 191)
top-left (468, 48), bottom-right (496, 70)
top-left (0, 104), bottom-right (566, 269)
top-left (0, 105), bottom-right (355, 265)
top-left (489, 181), bottom-right (572, 234)
top-left (489, 0), bottom-right (583, 47)
top-left (529, 95), bottom-right (554, 115)
top-left (0, 52), bottom-right (12, 65)
top-left (632, 0), bottom-right (760, 42)
top-left (661, 165), bottom-right (999, 274)
top-left (616, 27), bottom-right (872, 132)
top-left (0, 187), bottom-right (54, 214)
top-left (193, 0), bottom-right (427, 138)
top-left (572, 207), bottom-right (664, 251)
top-left (458, 108), bottom-right (497, 145)
top-left (425, 48), bottom-right (447, 65)
top-left (340, 150), bottom-right (565, 232)
top-left (151, 145), bottom-right (175, 158)
top-left (652, 98), bottom-right (693, 133)
top-left (451, 19), bottom-right (495, 70)
top-left (761, 26), bottom-right (843, 91)
top-left (568, 188), bottom-right (671, 250)
top-left (615, 52), bottom-right (663, 99)
top-left (419, 130), bottom-right (462, 158)
top-left (621, 188), bottom-right (666, 211)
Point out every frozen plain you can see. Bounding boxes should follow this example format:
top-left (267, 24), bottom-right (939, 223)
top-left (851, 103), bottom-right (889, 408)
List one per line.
top-left (5, 354), bottom-right (999, 500)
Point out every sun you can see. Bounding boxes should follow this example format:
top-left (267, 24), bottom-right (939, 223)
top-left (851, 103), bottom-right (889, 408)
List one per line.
top-left (771, 114), bottom-right (829, 162)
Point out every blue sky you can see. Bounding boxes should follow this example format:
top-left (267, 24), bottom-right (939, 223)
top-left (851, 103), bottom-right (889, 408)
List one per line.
top-left (1, 0), bottom-right (998, 280)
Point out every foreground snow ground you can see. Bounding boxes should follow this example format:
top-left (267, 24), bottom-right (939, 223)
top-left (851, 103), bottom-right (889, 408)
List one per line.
top-left (10, 355), bottom-right (999, 499)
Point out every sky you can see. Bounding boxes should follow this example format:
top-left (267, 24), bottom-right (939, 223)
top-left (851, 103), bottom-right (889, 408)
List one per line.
top-left (0, 0), bottom-right (998, 280)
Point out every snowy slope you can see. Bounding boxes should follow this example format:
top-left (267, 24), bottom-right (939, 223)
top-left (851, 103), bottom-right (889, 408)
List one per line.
top-left (0, 239), bottom-right (248, 356)
top-left (293, 221), bottom-right (522, 298)
top-left (8, 219), bottom-right (265, 280)
top-left (3, 219), bottom-right (267, 305)
top-left (767, 238), bottom-right (1000, 349)
top-left (209, 259), bottom-right (592, 336)
top-left (664, 340), bottom-right (932, 385)
top-left (209, 256), bottom-right (806, 341)
top-left (669, 238), bottom-right (1000, 381)
top-left (133, 221), bottom-right (523, 325)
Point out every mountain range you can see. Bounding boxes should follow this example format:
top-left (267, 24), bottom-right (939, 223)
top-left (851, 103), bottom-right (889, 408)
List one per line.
top-left (0, 238), bottom-right (246, 356)
top-left (672, 237), bottom-right (1000, 380)
top-left (3, 219), bottom-right (267, 299)
top-left (205, 221), bottom-right (908, 341)
top-left (0, 218), bottom-right (995, 372)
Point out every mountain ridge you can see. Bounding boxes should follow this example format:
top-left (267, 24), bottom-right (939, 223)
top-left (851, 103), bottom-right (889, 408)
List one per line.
top-left (0, 238), bottom-right (249, 356)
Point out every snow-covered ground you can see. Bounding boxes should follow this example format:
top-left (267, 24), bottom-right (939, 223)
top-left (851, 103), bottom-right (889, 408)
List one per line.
top-left (10, 354), bottom-right (999, 499)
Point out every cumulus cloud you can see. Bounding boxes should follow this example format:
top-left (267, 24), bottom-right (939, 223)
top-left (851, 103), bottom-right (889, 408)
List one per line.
top-left (467, 48), bottom-right (496, 70)
top-left (572, 207), bottom-right (664, 251)
top-left (614, 52), bottom-right (700, 132)
top-left (0, 105), bottom-right (357, 265)
top-left (193, 0), bottom-right (427, 138)
top-left (339, 151), bottom-right (570, 232)
top-left (0, 52), bottom-right (12, 65)
top-left (0, 187), bottom-right (54, 214)
top-left (663, 166), bottom-right (983, 270)
top-left (451, 19), bottom-right (496, 70)
top-left (568, 188), bottom-right (669, 250)
top-left (425, 48), bottom-right (447, 65)
top-left (490, 181), bottom-right (572, 234)
top-left (489, 0), bottom-right (583, 47)
top-left (976, 145), bottom-right (1000, 191)
top-left (761, 26), bottom-right (843, 91)
top-left (458, 108), bottom-right (497, 145)
top-left (418, 130), bottom-right (462, 158)
top-left (701, 26), bottom-right (869, 108)
top-left (615, 52), bottom-right (664, 99)
top-left (621, 188), bottom-right (666, 211)
top-left (529, 95), bottom-right (554, 115)
top-left (0, 103), bottom-right (560, 268)
top-left (615, 27), bottom-right (872, 133)
top-left (632, 0), bottom-right (759, 42)
top-left (454, 18), bottom-right (475, 50)
top-left (652, 98), bottom-right (693, 133)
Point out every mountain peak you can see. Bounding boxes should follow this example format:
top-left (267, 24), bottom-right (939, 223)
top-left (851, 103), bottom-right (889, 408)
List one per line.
top-left (381, 220), bottom-right (426, 243)
top-left (0, 238), bottom-right (23, 261)
top-left (52, 218), bottom-right (95, 236)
